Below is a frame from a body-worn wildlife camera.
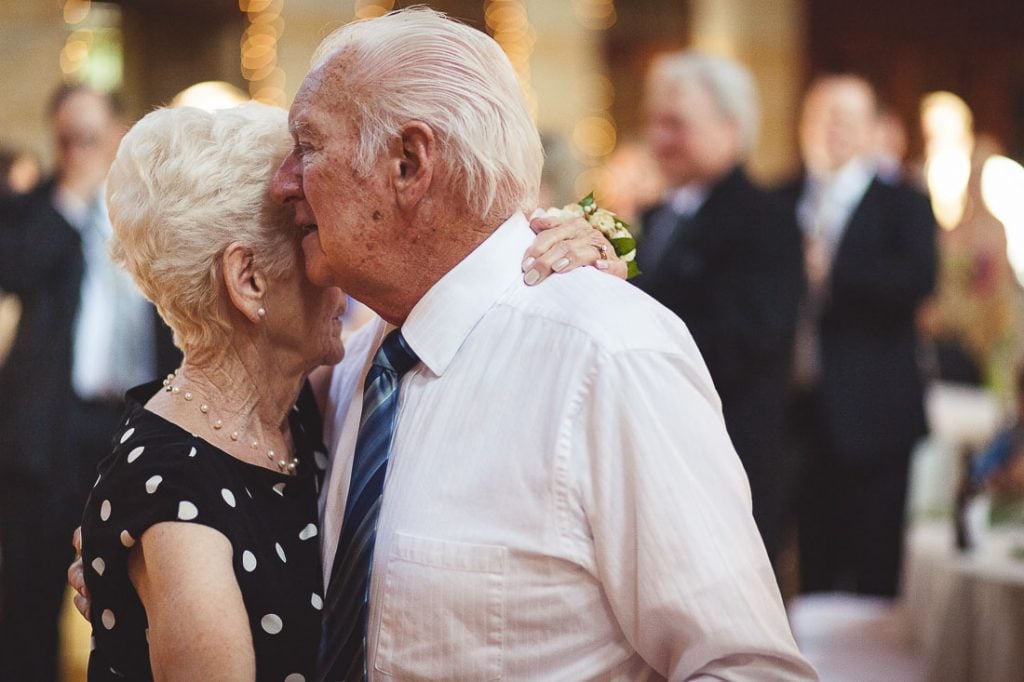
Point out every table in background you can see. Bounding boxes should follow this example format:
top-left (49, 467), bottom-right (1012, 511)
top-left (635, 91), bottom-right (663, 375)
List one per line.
top-left (904, 520), bottom-right (1024, 682)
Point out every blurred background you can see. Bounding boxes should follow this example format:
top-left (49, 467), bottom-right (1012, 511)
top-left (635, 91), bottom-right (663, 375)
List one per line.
top-left (4, 0), bottom-right (1024, 680)
top-left (4, 0), bottom-right (1024, 196)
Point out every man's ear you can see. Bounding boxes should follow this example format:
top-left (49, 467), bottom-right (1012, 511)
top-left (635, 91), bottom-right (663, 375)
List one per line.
top-left (390, 121), bottom-right (435, 213)
top-left (221, 242), bottom-right (267, 324)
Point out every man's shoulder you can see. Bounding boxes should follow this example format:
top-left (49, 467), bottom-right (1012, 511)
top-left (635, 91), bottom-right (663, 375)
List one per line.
top-left (1, 180), bottom-right (61, 224)
top-left (703, 168), bottom-right (787, 224)
top-left (863, 177), bottom-right (933, 218)
top-left (503, 269), bottom-right (697, 357)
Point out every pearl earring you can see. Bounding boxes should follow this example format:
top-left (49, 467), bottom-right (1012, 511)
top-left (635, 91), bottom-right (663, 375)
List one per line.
top-left (257, 307), bottom-right (266, 318)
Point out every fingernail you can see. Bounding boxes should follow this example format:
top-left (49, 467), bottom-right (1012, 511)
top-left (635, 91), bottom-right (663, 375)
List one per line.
top-left (524, 269), bottom-right (540, 285)
top-left (521, 256), bottom-right (535, 272)
top-left (553, 257), bottom-right (570, 272)
top-left (595, 260), bottom-right (609, 270)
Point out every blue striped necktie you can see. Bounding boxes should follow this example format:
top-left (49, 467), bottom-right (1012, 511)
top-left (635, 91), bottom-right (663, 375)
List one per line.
top-left (317, 329), bottom-right (420, 681)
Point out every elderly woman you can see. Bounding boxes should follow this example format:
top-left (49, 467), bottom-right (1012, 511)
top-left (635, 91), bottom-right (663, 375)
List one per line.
top-left (78, 102), bottom-right (621, 680)
top-left (81, 103), bottom-right (334, 680)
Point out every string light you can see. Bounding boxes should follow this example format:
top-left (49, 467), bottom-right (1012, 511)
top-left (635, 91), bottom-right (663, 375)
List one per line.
top-left (60, 0), bottom-right (93, 77)
top-left (63, 0), bottom-right (92, 25)
top-left (568, 3), bottom-right (618, 198)
top-left (484, 0), bottom-right (538, 119)
top-left (60, 28), bottom-right (93, 75)
top-left (59, 0), bottom-right (122, 90)
top-left (239, 0), bottom-right (285, 107)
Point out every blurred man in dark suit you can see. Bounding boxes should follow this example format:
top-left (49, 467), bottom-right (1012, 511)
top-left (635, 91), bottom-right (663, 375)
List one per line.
top-left (777, 75), bottom-right (937, 597)
top-left (636, 51), bottom-right (805, 566)
top-left (0, 85), bottom-right (177, 682)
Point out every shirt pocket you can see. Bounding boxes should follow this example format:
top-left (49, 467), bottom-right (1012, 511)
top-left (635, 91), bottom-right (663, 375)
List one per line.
top-left (374, 532), bottom-right (507, 681)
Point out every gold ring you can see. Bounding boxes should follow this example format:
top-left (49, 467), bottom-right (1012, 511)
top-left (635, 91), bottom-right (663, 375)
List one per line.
top-left (596, 243), bottom-right (609, 260)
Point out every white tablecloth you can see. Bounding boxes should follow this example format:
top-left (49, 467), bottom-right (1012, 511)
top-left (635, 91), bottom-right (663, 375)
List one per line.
top-left (904, 521), bottom-right (1024, 682)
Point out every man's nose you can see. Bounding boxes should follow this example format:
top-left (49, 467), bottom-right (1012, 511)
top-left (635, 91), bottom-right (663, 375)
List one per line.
top-left (271, 150), bottom-right (302, 205)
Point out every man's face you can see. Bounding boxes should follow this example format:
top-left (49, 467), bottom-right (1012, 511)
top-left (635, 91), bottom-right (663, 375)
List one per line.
top-left (53, 90), bottom-right (119, 192)
top-left (644, 77), bottom-right (740, 187)
top-left (799, 81), bottom-right (876, 174)
top-left (270, 68), bottom-right (396, 296)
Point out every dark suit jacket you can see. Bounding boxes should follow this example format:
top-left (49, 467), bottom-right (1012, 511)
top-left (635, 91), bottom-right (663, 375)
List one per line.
top-left (0, 180), bottom-right (83, 478)
top-left (0, 180), bottom-right (179, 478)
top-left (777, 175), bottom-right (937, 462)
top-left (635, 166), bottom-right (804, 529)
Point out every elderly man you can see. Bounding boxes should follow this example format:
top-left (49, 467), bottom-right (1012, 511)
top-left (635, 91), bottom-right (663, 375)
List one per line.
top-left (636, 52), bottom-right (805, 567)
top-left (777, 75), bottom-right (936, 596)
top-left (271, 9), bottom-right (813, 680)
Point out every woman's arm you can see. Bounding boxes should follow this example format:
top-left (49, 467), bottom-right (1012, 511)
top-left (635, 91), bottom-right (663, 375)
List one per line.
top-left (130, 522), bottom-right (256, 681)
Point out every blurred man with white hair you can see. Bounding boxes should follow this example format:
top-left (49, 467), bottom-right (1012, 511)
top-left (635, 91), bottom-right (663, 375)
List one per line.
top-left (637, 51), bottom-right (805, 568)
top-left (270, 8), bottom-right (815, 682)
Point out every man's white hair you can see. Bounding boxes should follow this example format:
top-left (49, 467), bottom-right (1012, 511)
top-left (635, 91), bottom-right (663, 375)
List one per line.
top-left (311, 6), bottom-right (543, 220)
top-left (107, 103), bottom-right (296, 355)
top-left (649, 51), bottom-right (760, 157)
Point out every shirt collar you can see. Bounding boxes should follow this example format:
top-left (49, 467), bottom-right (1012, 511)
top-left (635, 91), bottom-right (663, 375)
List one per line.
top-left (402, 212), bottom-right (531, 377)
top-left (663, 183), bottom-right (709, 218)
top-left (811, 156), bottom-right (875, 207)
top-left (52, 183), bottom-right (110, 235)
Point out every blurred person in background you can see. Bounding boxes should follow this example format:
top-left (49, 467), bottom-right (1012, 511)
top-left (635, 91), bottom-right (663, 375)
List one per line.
top-left (0, 146), bottom-right (40, 197)
top-left (0, 84), bottom-right (177, 682)
top-left (0, 147), bottom-right (40, 366)
top-left (970, 364), bottom-right (1024, 501)
top-left (636, 50), bottom-right (805, 568)
top-left (872, 106), bottom-right (908, 186)
top-left (594, 137), bottom-right (664, 226)
top-left (776, 74), bottom-right (937, 597)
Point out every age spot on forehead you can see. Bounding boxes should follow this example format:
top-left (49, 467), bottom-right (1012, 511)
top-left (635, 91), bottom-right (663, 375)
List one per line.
top-left (372, 211), bottom-right (381, 220)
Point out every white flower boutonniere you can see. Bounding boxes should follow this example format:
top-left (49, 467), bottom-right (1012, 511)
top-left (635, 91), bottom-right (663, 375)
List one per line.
top-left (547, 193), bottom-right (640, 279)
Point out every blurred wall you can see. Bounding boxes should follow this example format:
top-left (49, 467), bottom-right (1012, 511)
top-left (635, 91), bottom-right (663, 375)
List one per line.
top-left (806, 0), bottom-right (1024, 162)
top-left (0, 2), bottom-right (74, 168)
top-left (691, 0), bottom-right (805, 184)
top-left (120, 2), bottom-right (243, 119)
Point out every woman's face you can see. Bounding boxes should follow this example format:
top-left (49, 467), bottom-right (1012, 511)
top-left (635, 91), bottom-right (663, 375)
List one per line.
top-left (262, 237), bottom-right (347, 372)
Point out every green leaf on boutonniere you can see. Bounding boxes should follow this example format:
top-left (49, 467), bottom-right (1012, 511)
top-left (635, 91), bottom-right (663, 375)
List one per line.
top-left (610, 236), bottom-right (636, 255)
top-left (626, 261), bottom-right (641, 279)
top-left (579, 192), bottom-right (596, 209)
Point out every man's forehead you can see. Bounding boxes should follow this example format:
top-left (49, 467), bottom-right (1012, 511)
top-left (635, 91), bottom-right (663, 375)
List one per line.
top-left (288, 69), bottom-right (336, 130)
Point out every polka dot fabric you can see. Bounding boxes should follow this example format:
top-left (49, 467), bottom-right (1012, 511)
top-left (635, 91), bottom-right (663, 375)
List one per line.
top-left (82, 380), bottom-right (327, 681)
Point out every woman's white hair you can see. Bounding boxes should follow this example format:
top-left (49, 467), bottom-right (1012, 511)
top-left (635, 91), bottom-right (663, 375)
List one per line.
top-left (107, 103), bottom-right (295, 355)
top-left (649, 51), bottom-right (760, 158)
top-left (311, 6), bottom-right (543, 220)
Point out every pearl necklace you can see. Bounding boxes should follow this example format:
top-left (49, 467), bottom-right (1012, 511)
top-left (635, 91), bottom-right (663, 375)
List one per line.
top-left (162, 371), bottom-right (299, 474)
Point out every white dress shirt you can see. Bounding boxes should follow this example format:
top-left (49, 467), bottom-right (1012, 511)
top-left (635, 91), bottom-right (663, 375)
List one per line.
top-left (54, 186), bottom-right (156, 400)
top-left (321, 213), bottom-right (816, 681)
top-left (665, 183), bottom-right (710, 219)
top-left (797, 157), bottom-right (876, 258)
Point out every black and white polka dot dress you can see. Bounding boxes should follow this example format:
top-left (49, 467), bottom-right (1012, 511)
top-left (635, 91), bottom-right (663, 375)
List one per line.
top-left (82, 380), bottom-right (327, 681)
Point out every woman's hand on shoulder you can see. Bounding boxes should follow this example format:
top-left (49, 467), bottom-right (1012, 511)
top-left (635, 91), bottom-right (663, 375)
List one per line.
top-left (523, 213), bottom-right (627, 285)
top-left (131, 522), bottom-right (256, 681)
